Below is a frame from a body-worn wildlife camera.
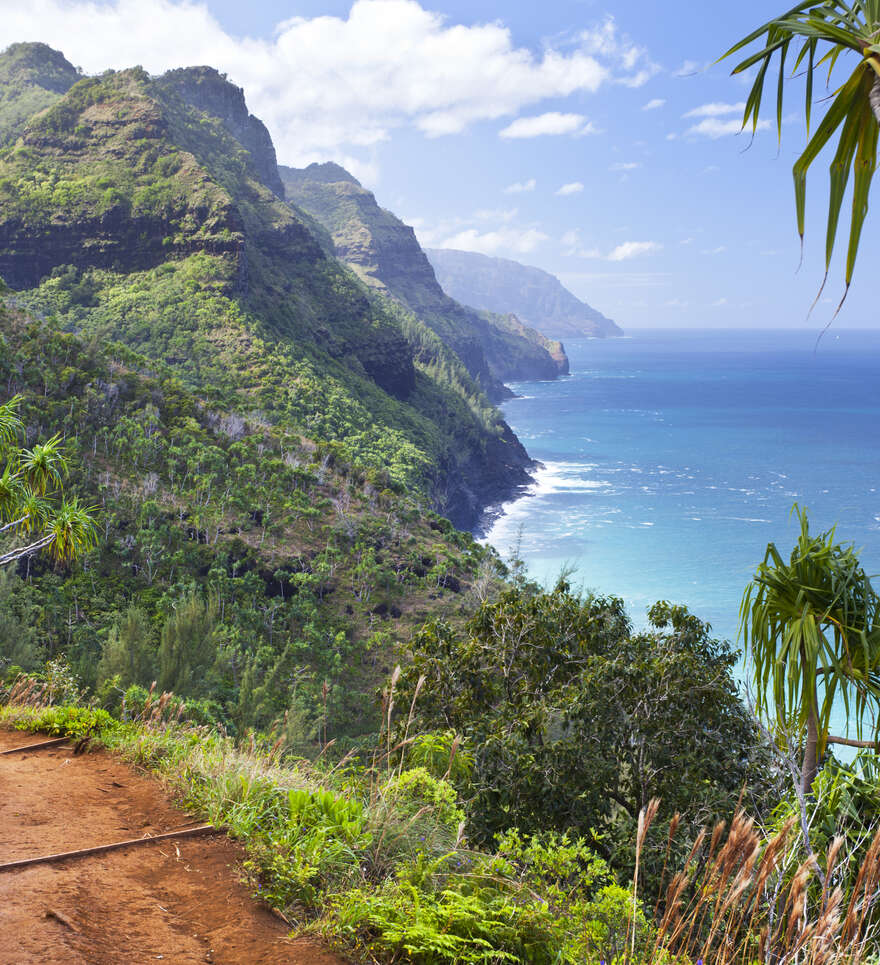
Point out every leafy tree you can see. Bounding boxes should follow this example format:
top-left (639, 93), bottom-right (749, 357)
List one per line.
top-left (723, 1), bottom-right (880, 301)
top-left (399, 582), bottom-right (767, 876)
top-left (97, 604), bottom-right (156, 690)
top-left (0, 569), bottom-right (41, 672)
top-left (741, 505), bottom-right (880, 793)
top-left (158, 593), bottom-right (221, 698)
top-left (0, 394), bottom-right (96, 566)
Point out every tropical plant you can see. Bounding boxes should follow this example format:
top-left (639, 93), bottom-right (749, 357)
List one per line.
top-left (741, 505), bottom-right (880, 793)
top-left (722, 1), bottom-right (880, 304)
top-left (0, 395), bottom-right (97, 567)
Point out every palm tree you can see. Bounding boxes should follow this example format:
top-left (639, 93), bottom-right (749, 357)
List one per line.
top-left (0, 395), bottom-right (97, 567)
top-left (723, 1), bottom-right (880, 304)
top-left (740, 506), bottom-right (880, 793)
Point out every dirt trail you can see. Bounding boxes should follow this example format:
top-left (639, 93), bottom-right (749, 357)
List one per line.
top-left (0, 729), bottom-right (346, 965)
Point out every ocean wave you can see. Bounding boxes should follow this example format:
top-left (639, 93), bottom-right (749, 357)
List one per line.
top-left (531, 461), bottom-right (611, 496)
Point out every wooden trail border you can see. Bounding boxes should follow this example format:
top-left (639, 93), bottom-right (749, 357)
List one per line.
top-left (0, 825), bottom-right (224, 872)
top-left (0, 737), bottom-right (69, 755)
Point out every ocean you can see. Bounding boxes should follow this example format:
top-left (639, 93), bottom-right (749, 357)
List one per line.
top-left (484, 328), bottom-right (880, 657)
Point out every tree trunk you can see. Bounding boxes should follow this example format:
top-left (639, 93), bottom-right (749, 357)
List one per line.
top-left (801, 702), bottom-right (820, 795)
top-left (871, 74), bottom-right (880, 127)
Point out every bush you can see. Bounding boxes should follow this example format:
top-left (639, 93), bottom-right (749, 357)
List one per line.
top-left (380, 767), bottom-right (464, 832)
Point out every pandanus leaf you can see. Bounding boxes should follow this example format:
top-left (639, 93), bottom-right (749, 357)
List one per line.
top-left (824, 91), bottom-right (863, 270)
top-left (793, 68), bottom-right (863, 243)
top-left (0, 395), bottom-right (23, 448)
top-left (845, 87), bottom-right (879, 286)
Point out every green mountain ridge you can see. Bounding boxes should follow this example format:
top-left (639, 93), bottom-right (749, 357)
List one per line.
top-left (426, 247), bottom-right (623, 339)
top-left (0, 296), bottom-right (504, 738)
top-left (0, 41), bottom-right (81, 146)
top-left (0, 44), bottom-right (533, 530)
top-left (280, 162), bottom-right (569, 395)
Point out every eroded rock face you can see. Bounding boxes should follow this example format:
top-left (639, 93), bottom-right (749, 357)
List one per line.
top-left (280, 164), bottom-right (568, 398)
top-left (156, 67), bottom-right (284, 197)
top-left (426, 247), bottom-right (623, 339)
top-left (0, 46), bottom-right (534, 529)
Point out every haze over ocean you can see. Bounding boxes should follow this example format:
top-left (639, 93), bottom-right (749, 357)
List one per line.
top-left (484, 329), bottom-right (880, 652)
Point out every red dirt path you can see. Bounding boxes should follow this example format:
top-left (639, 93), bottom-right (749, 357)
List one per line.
top-left (0, 729), bottom-right (346, 964)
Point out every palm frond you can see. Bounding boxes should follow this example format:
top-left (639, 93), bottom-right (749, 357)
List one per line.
top-left (722, 1), bottom-right (880, 303)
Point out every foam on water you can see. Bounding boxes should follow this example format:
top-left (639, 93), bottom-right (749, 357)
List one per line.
top-left (484, 329), bottom-right (880, 744)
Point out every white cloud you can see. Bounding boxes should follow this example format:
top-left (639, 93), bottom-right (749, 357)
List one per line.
top-left (610, 162), bottom-right (640, 171)
top-left (687, 118), bottom-right (769, 139)
top-left (711, 297), bottom-right (729, 308)
top-left (561, 230), bottom-right (657, 261)
top-left (499, 112), bottom-right (594, 138)
top-left (4, 0), bottom-right (653, 169)
top-left (555, 181), bottom-right (584, 196)
top-left (642, 98), bottom-right (665, 111)
top-left (701, 246), bottom-right (727, 255)
top-left (577, 16), bottom-right (660, 88)
top-left (439, 226), bottom-right (549, 256)
top-left (665, 297), bottom-right (689, 308)
top-left (473, 207), bottom-right (518, 222)
top-left (503, 179), bottom-right (536, 194)
top-left (607, 241), bottom-right (662, 261)
top-left (560, 228), bottom-right (601, 258)
top-left (683, 102), bottom-right (746, 119)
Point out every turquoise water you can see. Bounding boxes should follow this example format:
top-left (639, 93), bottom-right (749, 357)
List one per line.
top-left (485, 329), bottom-right (880, 654)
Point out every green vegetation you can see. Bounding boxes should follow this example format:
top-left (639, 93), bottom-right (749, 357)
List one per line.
top-left (723, 1), bottom-right (880, 300)
top-left (0, 695), bottom-right (646, 965)
top-left (0, 302), bottom-right (504, 743)
top-left (397, 583), bottom-right (775, 884)
top-left (0, 392), bottom-right (96, 567)
top-left (0, 46), bottom-right (530, 530)
top-left (0, 41), bottom-right (79, 144)
top-left (4, 608), bottom-right (880, 964)
top-left (280, 163), bottom-right (569, 390)
top-left (2, 40), bottom-right (880, 965)
top-left (741, 505), bottom-right (880, 793)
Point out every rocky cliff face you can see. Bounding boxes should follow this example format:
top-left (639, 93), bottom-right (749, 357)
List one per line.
top-left (426, 248), bottom-right (622, 339)
top-left (0, 44), bottom-right (532, 530)
top-left (484, 312), bottom-right (569, 377)
top-left (156, 67), bottom-right (284, 197)
top-left (280, 163), bottom-right (569, 396)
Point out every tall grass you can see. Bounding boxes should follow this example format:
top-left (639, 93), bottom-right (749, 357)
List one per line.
top-left (630, 798), bottom-right (880, 965)
top-left (3, 671), bottom-right (880, 964)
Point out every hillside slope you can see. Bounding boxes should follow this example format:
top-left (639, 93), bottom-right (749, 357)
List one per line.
top-left (0, 41), bottom-right (80, 145)
top-left (426, 247), bottom-right (623, 339)
top-left (0, 45), bottom-right (531, 529)
top-left (281, 162), bottom-right (569, 392)
top-left (0, 298), bottom-right (507, 740)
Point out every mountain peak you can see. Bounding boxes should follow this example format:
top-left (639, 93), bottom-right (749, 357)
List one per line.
top-left (0, 42), bottom-right (82, 145)
top-left (283, 162), bottom-right (362, 187)
top-left (0, 42), bottom-right (80, 93)
top-left (156, 65), bottom-right (284, 196)
top-left (425, 248), bottom-right (622, 339)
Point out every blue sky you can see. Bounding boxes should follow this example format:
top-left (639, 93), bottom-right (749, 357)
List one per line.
top-left (4, 0), bottom-right (878, 329)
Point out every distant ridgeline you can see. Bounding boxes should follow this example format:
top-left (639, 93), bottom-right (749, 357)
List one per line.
top-left (425, 248), bottom-right (623, 340)
top-left (280, 162), bottom-right (570, 394)
top-left (0, 41), bottom-right (545, 530)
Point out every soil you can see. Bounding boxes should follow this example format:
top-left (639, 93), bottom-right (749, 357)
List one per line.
top-left (0, 729), bottom-right (347, 965)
